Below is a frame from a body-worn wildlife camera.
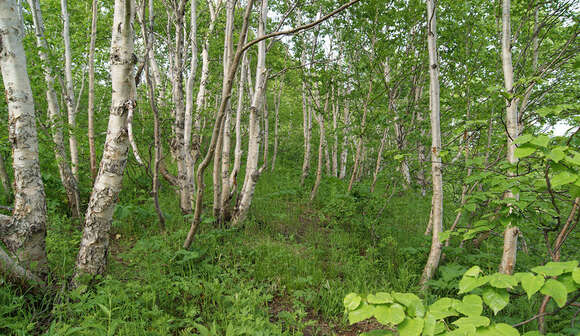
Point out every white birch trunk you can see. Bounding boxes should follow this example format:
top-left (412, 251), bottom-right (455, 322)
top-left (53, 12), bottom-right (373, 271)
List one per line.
top-left (74, 0), bottom-right (135, 281)
top-left (271, 78), bottom-right (282, 172)
top-left (230, 50), bottom-right (248, 185)
top-left (420, 0), bottom-right (444, 288)
top-left (339, 101), bottom-right (350, 179)
top-left (499, 0), bottom-right (519, 275)
top-left (28, 0), bottom-right (81, 218)
top-left (0, 0), bottom-right (48, 274)
top-left (88, 0), bottom-right (98, 180)
top-left (232, 0), bottom-right (268, 225)
top-left (60, 0), bottom-right (79, 180)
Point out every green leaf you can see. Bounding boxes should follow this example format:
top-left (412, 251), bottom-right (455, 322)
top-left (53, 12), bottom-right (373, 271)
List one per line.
top-left (489, 273), bottom-right (518, 289)
top-left (530, 135), bottom-right (550, 147)
top-left (515, 273), bottom-right (545, 299)
top-left (513, 134), bottom-right (533, 145)
top-left (374, 303), bottom-right (405, 325)
top-left (452, 315), bottom-right (490, 329)
top-left (367, 292), bottom-right (394, 304)
top-left (532, 262), bottom-right (568, 276)
top-left (422, 313), bottom-right (436, 336)
top-left (572, 268), bottom-right (580, 284)
top-left (482, 288), bottom-right (509, 315)
top-left (551, 171), bottom-right (577, 188)
top-left (558, 274), bottom-right (578, 293)
top-left (514, 145), bottom-right (536, 158)
top-left (459, 275), bottom-right (489, 294)
top-left (397, 318), bottom-right (424, 336)
top-left (344, 293), bottom-right (361, 310)
top-left (348, 302), bottom-right (374, 324)
top-left (494, 323), bottom-right (520, 336)
top-left (428, 298), bottom-right (459, 319)
top-left (453, 295), bottom-right (482, 317)
top-left (522, 331), bottom-right (542, 336)
top-left (540, 279), bottom-right (568, 308)
top-left (546, 147), bottom-right (566, 163)
top-left (392, 293), bottom-right (424, 318)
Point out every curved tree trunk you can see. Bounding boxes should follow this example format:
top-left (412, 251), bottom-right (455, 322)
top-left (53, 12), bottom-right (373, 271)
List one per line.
top-left (0, 0), bottom-right (49, 275)
top-left (420, 0), bottom-right (443, 289)
top-left (73, 0), bottom-right (135, 283)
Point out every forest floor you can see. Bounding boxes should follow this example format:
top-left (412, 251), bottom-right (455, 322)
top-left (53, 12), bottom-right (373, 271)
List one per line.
top-left (0, 167), bottom-right (553, 335)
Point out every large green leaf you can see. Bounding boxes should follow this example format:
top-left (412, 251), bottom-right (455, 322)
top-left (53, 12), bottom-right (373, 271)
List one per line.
top-left (392, 293), bottom-right (424, 318)
top-left (515, 273), bottom-right (545, 298)
top-left (482, 288), bottom-right (509, 315)
top-left (513, 134), bottom-right (534, 145)
top-left (532, 261), bottom-right (575, 276)
top-left (489, 273), bottom-right (518, 289)
top-left (367, 292), bottom-right (393, 304)
top-left (551, 171), bottom-right (578, 188)
top-left (459, 275), bottom-right (489, 294)
top-left (453, 295), bottom-right (482, 317)
top-left (429, 298), bottom-right (459, 319)
top-left (572, 268), bottom-right (580, 284)
top-left (546, 147), bottom-right (566, 163)
top-left (344, 293), bottom-right (361, 310)
top-left (374, 303), bottom-right (405, 325)
top-left (494, 323), bottom-right (520, 336)
top-left (348, 302), bottom-right (374, 324)
top-left (540, 279), bottom-right (568, 308)
top-left (514, 145), bottom-right (536, 158)
top-left (397, 318), bottom-right (424, 336)
top-left (531, 135), bottom-right (550, 147)
top-left (452, 315), bottom-right (490, 329)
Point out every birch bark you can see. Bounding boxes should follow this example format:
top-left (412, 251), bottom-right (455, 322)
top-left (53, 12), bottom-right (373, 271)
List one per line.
top-left (88, 0), bottom-right (98, 180)
top-left (420, 0), bottom-right (444, 288)
top-left (28, 0), bottom-right (81, 218)
top-left (61, 0), bottom-right (79, 180)
top-left (0, 0), bottom-right (48, 275)
top-left (74, 0), bottom-right (135, 281)
top-left (499, 0), bottom-right (519, 275)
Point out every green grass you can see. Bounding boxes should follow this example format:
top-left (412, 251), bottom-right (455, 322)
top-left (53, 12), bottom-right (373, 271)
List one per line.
top-left (0, 166), bottom-right (571, 335)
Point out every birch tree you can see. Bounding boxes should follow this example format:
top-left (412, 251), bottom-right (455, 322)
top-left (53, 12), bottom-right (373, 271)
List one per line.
top-left (0, 0), bottom-right (48, 276)
top-left (74, 0), bottom-right (136, 282)
top-left (27, 0), bottom-right (81, 218)
top-left (420, 0), bottom-right (443, 288)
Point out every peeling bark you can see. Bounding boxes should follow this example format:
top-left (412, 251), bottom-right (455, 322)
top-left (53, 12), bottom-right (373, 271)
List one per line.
top-left (73, 0), bottom-right (135, 283)
top-left (0, 0), bottom-right (48, 275)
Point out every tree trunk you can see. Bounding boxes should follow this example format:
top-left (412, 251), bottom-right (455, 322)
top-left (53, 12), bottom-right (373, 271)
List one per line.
top-left (300, 77), bottom-right (312, 186)
top-left (232, 0), bottom-right (268, 225)
top-left (184, 0), bottom-right (256, 248)
top-left (339, 101), bottom-right (350, 179)
top-left (311, 93), bottom-right (329, 200)
top-left (73, 0), bottom-right (135, 283)
top-left (28, 0), bottom-right (81, 219)
top-left (271, 78), bottom-right (282, 172)
top-left (88, 0), bottom-right (98, 180)
top-left (420, 0), bottom-right (443, 289)
top-left (499, 0), bottom-right (519, 275)
top-left (231, 48), bottom-right (248, 185)
top-left (61, 0), bottom-right (79, 180)
top-left (371, 128), bottom-right (388, 193)
top-left (0, 0), bottom-right (48, 275)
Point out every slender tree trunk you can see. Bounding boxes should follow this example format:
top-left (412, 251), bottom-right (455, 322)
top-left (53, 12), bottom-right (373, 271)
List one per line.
top-left (231, 49), bottom-right (248, 185)
top-left (184, 0), bottom-right (255, 248)
top-left (217, 0), bottom-right (236, 223)
top-left (271, 78), bottom-right (282, 172)
top-left (27, 0), bottom-right (81, 218)
top-left (348, 67), bottom-right (374, 192)
top-left (499, 0), bottom-right (519, 275)
top-left (339, 101), bottom-right (350, 179)
top-left (88, 0), bottom-right (98, 180)
top-left (61, 0), bottom-right (79, 180)
top-left (262, 92), bottom-right (269, 168)
top-left (0, 0), bottom-right (48, 275)
top-left (420, 0), bottom-right (443, 288)
top-left (371, 128), bottom-right (388, 193)
top-left (232, 0), bottom-right (268, 225)
top-left (311, 93), bottom-right (329, 200)
top-left (300, 75), bottom-right (312, 186)
top-left (73, 0), bottom-right (135, 282)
